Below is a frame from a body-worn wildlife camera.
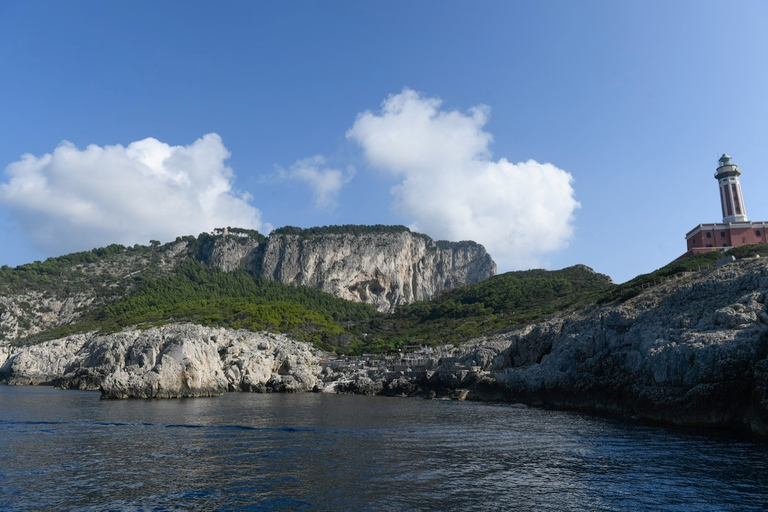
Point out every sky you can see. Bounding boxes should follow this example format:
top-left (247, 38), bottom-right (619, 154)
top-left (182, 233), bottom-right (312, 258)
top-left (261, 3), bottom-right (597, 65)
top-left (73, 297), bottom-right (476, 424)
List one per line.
top-left (1, 1), bottom-right (767, 283)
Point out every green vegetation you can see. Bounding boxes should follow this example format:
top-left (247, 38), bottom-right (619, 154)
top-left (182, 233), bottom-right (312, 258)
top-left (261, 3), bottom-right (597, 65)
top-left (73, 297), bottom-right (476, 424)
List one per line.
top-left (0, 243), bottom-right (141, 296)
top-left (10, 257), bottom-right (612, 353)
top-left (7, 227), bottom-right (768, 355)
top-left (270, 224), bottom-right (482, 251)
top-left (212, 227), bottom-right (266, 243)
top-left (603, 244), bottom-right (768, 303)
top-left (85, 260), bottom-right (374, 350)
top-left (81, 262), bottom-right (611, 353)
top-left (347, 265), bottom-right (614, 352)
top-left (272, 224), bottom-right (416, 237)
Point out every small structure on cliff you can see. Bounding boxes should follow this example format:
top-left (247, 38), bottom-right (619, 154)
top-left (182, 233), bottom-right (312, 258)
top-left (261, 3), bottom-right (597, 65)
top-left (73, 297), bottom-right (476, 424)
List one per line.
top-left (682, 154), bottom-right (768, 257)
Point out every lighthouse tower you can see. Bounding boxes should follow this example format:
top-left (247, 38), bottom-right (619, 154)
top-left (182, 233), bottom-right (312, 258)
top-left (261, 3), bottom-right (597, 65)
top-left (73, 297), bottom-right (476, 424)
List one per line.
top-left (715, 154), bottom-right (748, 223)
top-left (682, 153), bottom-right (768, 258)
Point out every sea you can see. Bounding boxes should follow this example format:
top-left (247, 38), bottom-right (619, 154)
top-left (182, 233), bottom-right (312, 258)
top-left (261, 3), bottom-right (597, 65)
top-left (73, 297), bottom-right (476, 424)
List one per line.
top-left (1, 385), bottom-right (767, 511)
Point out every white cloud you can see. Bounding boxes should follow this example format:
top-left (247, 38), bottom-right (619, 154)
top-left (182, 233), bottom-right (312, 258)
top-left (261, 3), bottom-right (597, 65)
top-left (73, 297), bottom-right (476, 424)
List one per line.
top-left (347, 88), bottom-right (579, 270)
top-left (0, 133), bottom-right (266, 254)
top-left (267, 155), bottom-right (353, 210)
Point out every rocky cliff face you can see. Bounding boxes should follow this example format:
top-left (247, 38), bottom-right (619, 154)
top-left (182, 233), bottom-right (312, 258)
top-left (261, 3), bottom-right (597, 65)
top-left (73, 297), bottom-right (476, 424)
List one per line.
top-left (0, 292), bottom-right (93, 341)
top-left (0, 241), bottom-right (189, 343)
top-left (439, 257), bottom-right (768, 435)
top-left (253, 231), bottom-right (495, 312)
top-left (298, 256), bottom-right (768, 436)
top-left (196, 230), bottom-right (496, 312)
top-left (0, 227), bottom-right (495, 343)
top-left (192, 228), bottom-right (496, 313)
top-left (0, 324), bottom-right (323, 398)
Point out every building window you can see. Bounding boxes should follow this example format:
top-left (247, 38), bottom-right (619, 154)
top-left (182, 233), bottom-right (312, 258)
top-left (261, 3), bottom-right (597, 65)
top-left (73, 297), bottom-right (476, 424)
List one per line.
top-left (706, 232), bottom-right (711, 238)
top-left (757, 230), bottom-right (761, 237)
top-left (721, 232), bottom-right (726, 238)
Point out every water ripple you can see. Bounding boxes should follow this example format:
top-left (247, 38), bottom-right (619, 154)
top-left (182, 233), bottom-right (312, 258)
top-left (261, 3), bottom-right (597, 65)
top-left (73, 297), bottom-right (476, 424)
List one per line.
top-left (1, 387), bottom-right (767, 511)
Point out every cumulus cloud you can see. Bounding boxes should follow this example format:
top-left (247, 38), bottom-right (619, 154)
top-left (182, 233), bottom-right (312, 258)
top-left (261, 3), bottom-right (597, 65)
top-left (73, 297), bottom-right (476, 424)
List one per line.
top-left (0, 133), bottom-right (266, 254)
top-left (266, 155), bottom-right (353, 210)
top-left (347, 88), bottom-right (579, 269)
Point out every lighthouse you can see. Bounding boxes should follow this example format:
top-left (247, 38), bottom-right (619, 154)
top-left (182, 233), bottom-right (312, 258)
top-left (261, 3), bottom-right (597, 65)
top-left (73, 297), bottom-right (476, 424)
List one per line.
top-left (715, 154), bottom-right (748, 223)
top-left (682, 154), bottom-right (768, 257)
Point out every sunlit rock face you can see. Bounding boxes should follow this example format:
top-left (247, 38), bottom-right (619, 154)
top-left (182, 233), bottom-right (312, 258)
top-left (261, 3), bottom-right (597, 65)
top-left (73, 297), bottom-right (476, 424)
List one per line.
top-left (0, 324), bottom-right (323, 398)
top-left (252, 231), bottom-right (496, 312)
top-left (0, 227), bottom-right (496, 344)
top-left (195, 228), bottom-right (496, 313)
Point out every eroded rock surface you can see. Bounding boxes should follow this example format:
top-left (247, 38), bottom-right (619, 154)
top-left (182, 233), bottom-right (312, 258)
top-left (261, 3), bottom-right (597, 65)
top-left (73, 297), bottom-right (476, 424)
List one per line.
top-left (0, 228), bottom-right (495, 343)
top-left (446, 259), bottom-right (768, 434)
top-left (254, 231), bottom-right (496, 312)
top-left (0, 324), bottom-right (322, 398)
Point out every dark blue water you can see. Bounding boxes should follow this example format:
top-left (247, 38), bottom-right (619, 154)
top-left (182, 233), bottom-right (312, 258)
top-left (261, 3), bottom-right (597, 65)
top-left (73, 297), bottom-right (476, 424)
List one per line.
top-left (1, 386), bottom-right (767, 511)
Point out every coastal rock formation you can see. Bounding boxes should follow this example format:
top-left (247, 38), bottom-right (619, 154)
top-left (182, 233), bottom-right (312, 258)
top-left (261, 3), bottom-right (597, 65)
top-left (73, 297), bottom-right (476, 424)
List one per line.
top-left (7, 241), bottom-right (768, 436)
top-left (313, 257), bottom-right (768, 435)
top-left (196, 229), bottom-right (496, 312)
top-left (0, 334), bottom-right (90, 386)
top-left (0, 324), bottom-right (323, 398)
top-left (253, 231), bottom-right (495, 312)
top-left (0, 226), bottom-right (495, 343)
top-left (447, 258), bottom-right (768, 434)
top-left (219, 330), bottom-right (320, 393)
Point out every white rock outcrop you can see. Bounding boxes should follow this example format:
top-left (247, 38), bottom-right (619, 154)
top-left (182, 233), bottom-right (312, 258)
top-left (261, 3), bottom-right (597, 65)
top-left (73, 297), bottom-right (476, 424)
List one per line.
top-left (255, 231), bottom-right (495, 312)
top-left (0, 324), bottom-right (323, 398)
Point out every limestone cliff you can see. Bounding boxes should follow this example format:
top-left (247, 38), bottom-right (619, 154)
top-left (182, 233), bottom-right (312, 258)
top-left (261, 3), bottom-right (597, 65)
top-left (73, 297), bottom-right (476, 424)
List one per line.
top-left (253, 231), bottom-right (495, 312)
top-left (195, 228), bottom-right (497, 312)
top-left (0, 226), bottom-right (496, 343)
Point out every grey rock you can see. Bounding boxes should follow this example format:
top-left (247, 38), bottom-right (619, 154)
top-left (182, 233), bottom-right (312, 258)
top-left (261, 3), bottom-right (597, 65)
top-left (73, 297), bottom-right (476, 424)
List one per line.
top-left (1, 324), bottom-right (324, 398)
top-left (0, 334), bottom-right (89, 386)
top-left (251, 231), bottom-right (495, 312)
top-left (192, 230), bottom-right (496, 313)
top-left (336, 376), bottom-right (385, 396)
top-left (0, 241), bottom-right (189, 343)
top-left (0, 229), bottom-right (494, 344)
top-left (385, 377), bottom-right (421, 396)
top-left (449, 259), bottom-right (768, 435)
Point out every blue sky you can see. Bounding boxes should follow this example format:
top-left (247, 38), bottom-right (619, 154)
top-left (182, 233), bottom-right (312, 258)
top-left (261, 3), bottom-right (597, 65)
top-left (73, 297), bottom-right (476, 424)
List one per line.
top-left (1, 1), bottom-right (767, 283)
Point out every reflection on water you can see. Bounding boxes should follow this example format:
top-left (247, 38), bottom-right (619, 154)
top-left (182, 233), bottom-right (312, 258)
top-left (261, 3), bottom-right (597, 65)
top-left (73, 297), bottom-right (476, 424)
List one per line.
top-left (1, 386), bottom-right (767, 511)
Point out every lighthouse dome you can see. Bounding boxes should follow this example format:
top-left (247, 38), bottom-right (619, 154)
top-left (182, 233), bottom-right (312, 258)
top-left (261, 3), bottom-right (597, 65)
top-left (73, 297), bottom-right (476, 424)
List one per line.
top-left (718, 154), bottom-right (733, 167)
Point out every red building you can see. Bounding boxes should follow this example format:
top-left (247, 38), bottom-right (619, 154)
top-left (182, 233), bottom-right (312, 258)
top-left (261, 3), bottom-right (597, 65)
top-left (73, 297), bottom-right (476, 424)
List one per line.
top-left (682, 154), bottom-right (768, 257)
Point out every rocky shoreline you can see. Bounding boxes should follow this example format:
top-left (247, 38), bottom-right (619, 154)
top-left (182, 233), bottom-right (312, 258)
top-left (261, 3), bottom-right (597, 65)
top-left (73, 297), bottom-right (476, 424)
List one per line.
top-left (3, 257), bottom-right (768, 437)
top-left (0, 325), bottom-right (324, 398)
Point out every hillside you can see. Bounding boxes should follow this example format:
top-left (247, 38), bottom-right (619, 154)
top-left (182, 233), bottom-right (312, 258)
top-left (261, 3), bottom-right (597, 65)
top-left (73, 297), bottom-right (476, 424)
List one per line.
top-left (0, 225), bottom-right (494, 346)
top-left (345, 264), bottom-right (614, 352)
top-left (7, 230), bottom-right (768, 356)
top-left (0, 246), bottom-right (615, 355)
